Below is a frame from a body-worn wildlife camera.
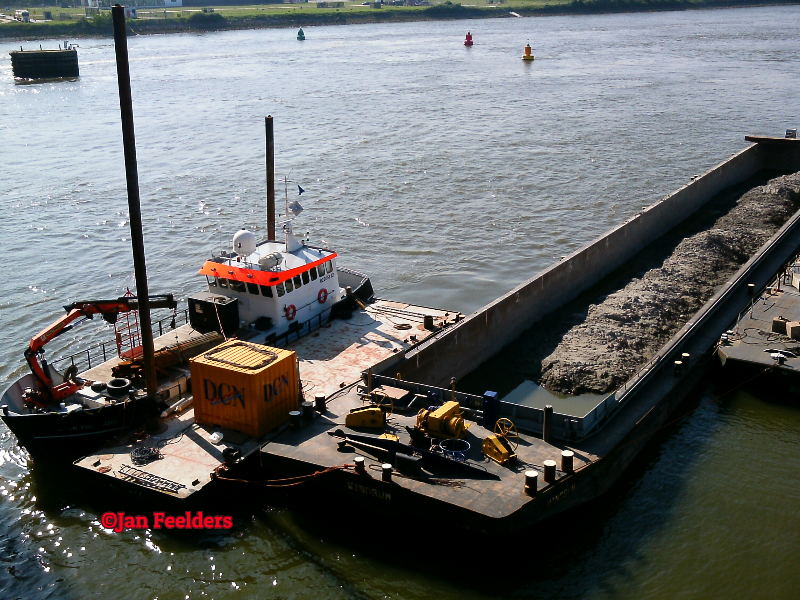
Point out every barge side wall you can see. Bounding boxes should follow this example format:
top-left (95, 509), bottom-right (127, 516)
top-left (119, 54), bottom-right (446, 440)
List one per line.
top-left (395, 142), bottom-right (797, 387)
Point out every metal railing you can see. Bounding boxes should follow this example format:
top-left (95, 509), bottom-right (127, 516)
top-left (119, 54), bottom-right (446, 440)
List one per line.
top-left (368, 373), bottom-right (485, 411)
top-left (52, 309), bottom-right (189, 374)
top-left (270, 309), bottom-right (332, 348)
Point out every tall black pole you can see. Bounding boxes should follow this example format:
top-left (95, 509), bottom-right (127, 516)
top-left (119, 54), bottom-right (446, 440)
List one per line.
top-left (266, 116), bottom-right (275, 240)
top-left (112, 5), bottom-right (157, 398)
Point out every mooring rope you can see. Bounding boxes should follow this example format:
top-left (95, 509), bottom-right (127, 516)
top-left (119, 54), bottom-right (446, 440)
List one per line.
top-left (213, 464), bottom-right (353, 487)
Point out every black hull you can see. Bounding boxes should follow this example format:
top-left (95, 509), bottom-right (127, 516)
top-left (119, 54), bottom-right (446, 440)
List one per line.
top-left (1, 400), bottom-right (157, 463)
top-left (10, 49), bottom-right (79, 79)
top-left (330, 268), bottom-right (374, 320)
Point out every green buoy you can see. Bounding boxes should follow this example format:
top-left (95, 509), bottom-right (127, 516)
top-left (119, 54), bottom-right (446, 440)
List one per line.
top-left (297, 28), bottom-right (305, 41)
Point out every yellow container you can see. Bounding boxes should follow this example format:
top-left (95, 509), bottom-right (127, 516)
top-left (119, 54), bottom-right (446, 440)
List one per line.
top-left (190, 340), bottom-right (299, 438)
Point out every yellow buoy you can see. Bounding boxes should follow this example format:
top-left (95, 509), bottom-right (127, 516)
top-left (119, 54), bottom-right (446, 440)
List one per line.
top-left (522, 43), bottom-right (534, 61)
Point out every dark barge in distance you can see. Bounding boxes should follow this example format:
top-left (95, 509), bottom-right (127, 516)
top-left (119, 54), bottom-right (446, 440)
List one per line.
top-left (10, 44), bottom-right (79, 79)
top-left (259, 135), bottom-right (800, 533)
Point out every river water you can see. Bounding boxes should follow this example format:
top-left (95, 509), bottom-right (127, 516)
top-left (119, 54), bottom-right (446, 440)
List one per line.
top-left (1, 6), bottom-right (799, 599)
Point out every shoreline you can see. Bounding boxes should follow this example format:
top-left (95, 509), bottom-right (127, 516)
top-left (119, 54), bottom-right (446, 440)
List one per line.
top-left (1, 0), bottom-right (798, 41)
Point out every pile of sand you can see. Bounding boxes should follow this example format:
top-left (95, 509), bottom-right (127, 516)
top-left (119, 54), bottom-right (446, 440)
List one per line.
top-left (527, 171), bottom-right (800, 395)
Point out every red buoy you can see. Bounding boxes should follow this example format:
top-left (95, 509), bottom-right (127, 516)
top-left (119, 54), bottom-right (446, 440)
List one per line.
top-left (464, 31), bottom-right (473, 47)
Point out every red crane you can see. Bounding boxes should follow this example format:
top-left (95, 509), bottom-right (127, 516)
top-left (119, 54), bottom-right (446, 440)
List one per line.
top-left (24, 294), bottom-right (177, 406)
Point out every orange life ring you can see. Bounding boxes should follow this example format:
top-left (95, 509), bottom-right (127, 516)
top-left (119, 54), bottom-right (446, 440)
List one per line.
top-left (318, 288), bottom-right (328, 304)
top-left (285, 304), bottom-right (297, 320)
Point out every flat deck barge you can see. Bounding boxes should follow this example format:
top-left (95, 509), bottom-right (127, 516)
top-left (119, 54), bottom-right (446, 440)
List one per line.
top-left (718, 259), bottom-right (800, 383)
top-left (73, 300), bottom-right (462, 503)
top-left (261, 387), bottom-right (595, 532)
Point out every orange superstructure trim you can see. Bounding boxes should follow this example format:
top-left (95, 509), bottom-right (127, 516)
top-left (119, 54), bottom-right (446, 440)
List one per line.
top-left (198, 252), bottom-right (338, 287)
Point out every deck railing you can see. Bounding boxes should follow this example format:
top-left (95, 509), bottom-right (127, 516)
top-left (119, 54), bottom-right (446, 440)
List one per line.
top-left (52, 309), bottom-right (190, 374)
top-left (269, 309), bottom-right (332, 348)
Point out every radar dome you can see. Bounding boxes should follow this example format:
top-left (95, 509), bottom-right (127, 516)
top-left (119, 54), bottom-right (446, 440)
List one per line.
top-left (233, 229), bottom-right (256, 256)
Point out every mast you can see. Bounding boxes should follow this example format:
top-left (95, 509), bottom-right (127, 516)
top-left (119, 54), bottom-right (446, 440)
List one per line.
top-left (111, 4), bottom-right (158, 398)
top-left (266, 116), bottom-right (275, 241)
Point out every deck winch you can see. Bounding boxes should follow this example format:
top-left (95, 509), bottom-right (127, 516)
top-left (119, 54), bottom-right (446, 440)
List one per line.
top-left (482, 418), bottom-right (519, 465)
top-left (345, 405), bottom-right (386, 428)
top-left (345, 386), bottom-right (396, 429)
top-left (415, 400), bottom-right (469, 439)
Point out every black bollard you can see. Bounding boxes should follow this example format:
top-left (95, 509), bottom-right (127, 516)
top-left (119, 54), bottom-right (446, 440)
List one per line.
top-left (543, 404), bottom-right (553, 443)
top-left (543, 460), bottom-right (557, 483)
top-left (561, 450), bottom-right (574, 473)
top-left (354, 456), bottom-right (366, 475)
top-left (524, 470), bottom-right (538, 496)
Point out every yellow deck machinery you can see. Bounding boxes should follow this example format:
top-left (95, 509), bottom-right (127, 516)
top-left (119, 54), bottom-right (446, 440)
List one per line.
top-left (415, 400), bottom-right (470, 440)
top-left (482, 418), bottom-right (519, 465)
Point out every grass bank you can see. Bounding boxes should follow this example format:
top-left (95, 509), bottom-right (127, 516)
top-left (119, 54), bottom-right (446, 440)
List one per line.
top-left (1, 0), bottom-right (797, 40)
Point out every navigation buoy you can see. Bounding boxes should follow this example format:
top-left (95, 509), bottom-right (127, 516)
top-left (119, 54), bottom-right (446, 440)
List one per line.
top-left (297, 28), bottom-right (305, 41)
top-left (522, 43), bottom-right (534, 61)
top-left (464, 31), bottom-right (473, 47)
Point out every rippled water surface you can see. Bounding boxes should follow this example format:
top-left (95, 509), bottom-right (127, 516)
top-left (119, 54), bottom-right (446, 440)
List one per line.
top-left (1, 6), bottom-right (800, 599)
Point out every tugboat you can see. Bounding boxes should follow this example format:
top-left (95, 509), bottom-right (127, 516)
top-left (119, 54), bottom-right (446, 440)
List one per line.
top-left (195, 219), bottom-right (373, 345)
top-left (1, 205), bottom-right (374, 462)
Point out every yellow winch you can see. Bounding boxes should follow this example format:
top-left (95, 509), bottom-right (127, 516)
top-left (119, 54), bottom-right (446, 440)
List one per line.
top-left (345, 406), bottom-right (386, 429)
top-left (482, 418), bottom-right (519, 465)
top-left (416, 400), bottom-right (470, 440)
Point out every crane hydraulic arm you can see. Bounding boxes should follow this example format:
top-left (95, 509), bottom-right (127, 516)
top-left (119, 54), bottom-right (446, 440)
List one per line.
top-left (24, 294), bottom-right (177, 405)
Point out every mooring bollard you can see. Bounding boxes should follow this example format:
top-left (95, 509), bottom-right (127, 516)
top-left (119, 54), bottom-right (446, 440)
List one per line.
top-left (543, 404), bottom-right (553, 443)
top-left (315, 392), bottom-right (326, 413)
top-left (561, 450), bottom-right (574, 473)
top-left (354, 456), bottom-right (366, 474)
top-left (524, 470), bottom-right (538, 496)
top-left (289, 410), bottom-right (302, 428)
top-left (301, 401), bottom-right (314, 421)
top-left (747, 283), bottom-right (755, 295)
top-left (681, 352), bottom-right (690, 365)
top-left (543, 460), bottom-right (557, 483)
top-left (674, 360), bottom-right (683, 375)
top-left (381, 463), bottom-right (393, 482)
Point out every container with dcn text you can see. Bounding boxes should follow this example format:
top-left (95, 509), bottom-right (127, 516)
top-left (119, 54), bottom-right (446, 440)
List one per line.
top-left (190, 340), bottom-right (299, 438)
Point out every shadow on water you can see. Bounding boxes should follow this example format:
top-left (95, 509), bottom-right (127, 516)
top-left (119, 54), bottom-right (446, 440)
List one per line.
top-left (458, 170), bottom-right (785, 399)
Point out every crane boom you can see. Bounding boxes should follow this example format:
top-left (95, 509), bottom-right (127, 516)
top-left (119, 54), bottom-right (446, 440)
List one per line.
top-left (24, 294), bottom-right (177, 405)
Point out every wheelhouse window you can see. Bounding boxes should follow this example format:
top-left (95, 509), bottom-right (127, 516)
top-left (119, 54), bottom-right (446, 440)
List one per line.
top-left (230, 280), bottom-right (245, 293)
top-left (218, 278), bottom-right (229, 288)
top-left (302, 271), bottom-right (310, 285)
top-left (285, 279), bottom-right (294, 293)
top-left (293, 275), bottom-right (302, 289)
top-left (275, 282), bottom-right (285, 297)
top-left (260, 285), bottom-right (273, 298)
top-left (325, 261), bottom-right (333, 274)
top-left (317, 264), bottom-right (325, 277)
top-left (207, 276), bottom-right (217, 287)
top-left (309, 268), bottom-right (317, 281)
top-left (247, 282), bottom-right (259, 295)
